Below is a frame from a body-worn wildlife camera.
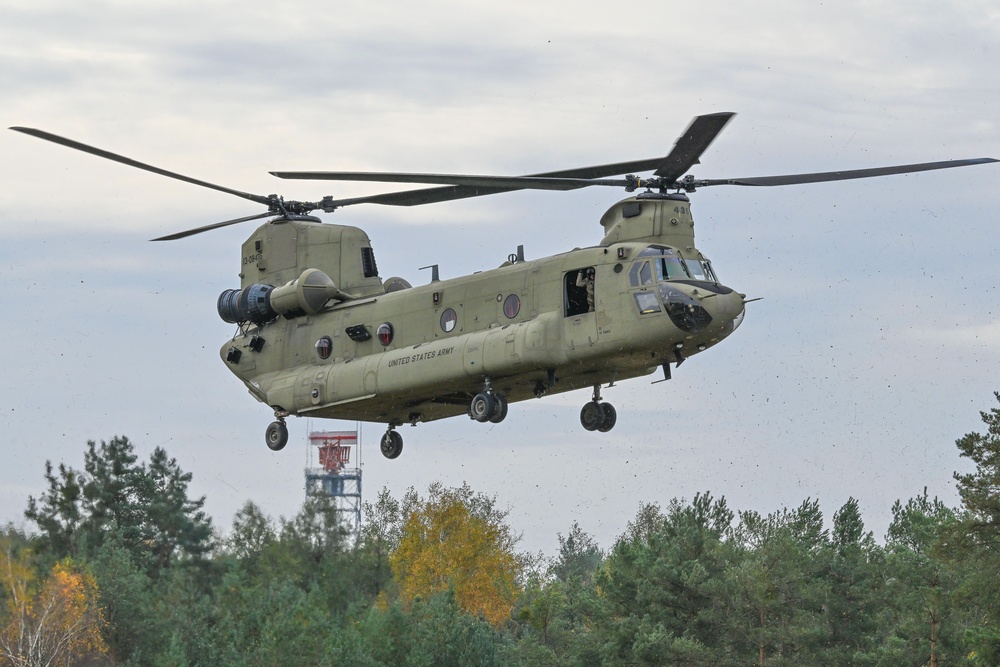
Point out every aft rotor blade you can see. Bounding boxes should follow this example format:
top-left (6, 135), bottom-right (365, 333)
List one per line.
top-left (10, 126), bottom-right (273, 207)
top-left (150, 211), bottom-right (275, 241)
top-left (654, 112), bottom-right (736, 181)
top-left (696, 158), bottom-right (999, 187)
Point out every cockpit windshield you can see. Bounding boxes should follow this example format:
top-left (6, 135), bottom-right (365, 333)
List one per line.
top-left (633, 246), bottom-right (718, 284)
top-left (628, 246), bottom-right (726, 328)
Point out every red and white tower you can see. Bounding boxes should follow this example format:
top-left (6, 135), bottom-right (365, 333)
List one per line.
top-left (305, 430), bottom-right (362, 532)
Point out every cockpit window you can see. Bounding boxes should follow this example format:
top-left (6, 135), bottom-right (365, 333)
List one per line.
top-left (655, 256), bottom-right (690, 281)
top-left (634, 292), bottom-right (660, 314)
top-left (629, 261), bottom-right (653, 287)
top-left (683, 259), bottom-right (719, 282)
top-left (683, 259), bottom-right (707, 281)
top-left (638, 246), bottom-right (690, 281)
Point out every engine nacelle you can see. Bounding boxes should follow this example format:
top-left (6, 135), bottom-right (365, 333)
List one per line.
top-left (218, 268), bottom-right (348, 324)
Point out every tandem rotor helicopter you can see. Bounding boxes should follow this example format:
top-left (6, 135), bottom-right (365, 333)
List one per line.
top-left (11, 113), bottom-right (997, 458)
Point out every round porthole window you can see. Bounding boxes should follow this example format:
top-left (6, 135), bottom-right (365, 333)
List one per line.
top-left (315, 336), bottom-right (332, 360)
top-left (503, 294), bottom-right (520, 319)
top-left (376, 323), bottom-right (394, 346)
top-left (440, 308), bottom-right (458, 333)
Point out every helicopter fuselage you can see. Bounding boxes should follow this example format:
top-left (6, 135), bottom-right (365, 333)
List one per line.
top-left (218, 194), bottom-right (746, 429)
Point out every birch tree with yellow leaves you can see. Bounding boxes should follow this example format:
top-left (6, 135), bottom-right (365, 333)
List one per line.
top-left (0, 534), bottom-right (108, 667)
top-left (390, 483), bottom-right (525, 628)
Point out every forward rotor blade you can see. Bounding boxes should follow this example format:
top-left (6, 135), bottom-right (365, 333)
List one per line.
top-left (10, 126), bottom-right (273, 206)
top-left (150, 211), bottom-right (275, 241)
top-left (695, 157), bottom-right (999, 187)
top-left (270, 171), bottom-right (629, 191)
top-left (272, 113), bottom-right (735, 209)
top-left (654, 112), bottom-right (735, 181)
top-left (272, 153), bottom-right (675, 208)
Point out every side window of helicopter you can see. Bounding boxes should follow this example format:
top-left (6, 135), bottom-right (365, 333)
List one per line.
top-left (440, 308), bottom-right (458, 333)
top-left (564, 268), bottom-right (595, 316)
top-left (315, 336), bottom-right (333, 360)
top-left (628, 261), bottom-right (653, 287)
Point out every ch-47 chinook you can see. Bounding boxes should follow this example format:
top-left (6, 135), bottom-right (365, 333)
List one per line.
top-left (11, 114), bottom-right (997, 458)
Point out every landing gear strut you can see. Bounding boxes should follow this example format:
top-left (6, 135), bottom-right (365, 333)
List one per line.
top-left (470, 378), bottom-right (508, 424)
top-left (580, 385), bottom-right (617, 432)
top-left (380, 427), bottom-right (403, 459)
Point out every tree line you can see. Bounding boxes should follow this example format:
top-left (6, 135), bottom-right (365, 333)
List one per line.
top-left (2, 393), bottom-right (1000, 666)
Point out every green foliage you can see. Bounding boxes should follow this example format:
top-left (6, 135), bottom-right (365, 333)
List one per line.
top-left (950, 392), bottom-right (1000, 663)
top-left (954, 392), bottom-right (1000, 535)
top-left (357, 488), bottom-right (403, 598)
top-left (16, 403), bottom-right (1000, 667)
top-left (357, 591), bottom-right (510, 667)
top-left (882, 491), bottom-right (968, 666)
top-left (725, 500), bottom-right (831, 664)
top-left (597, 493), bottom-right (734, 664)
top-left (822, 497), bottom-right (885, 665)
top-left (145, 446), bottom-right (213, 571)
top-left (88, 525), bottom-right (163, 663)
top-left (24, 436), bottom-right (213, 578)
top-left (23, 462), bottom-right (83, 562)
top-left (551, 522), bottom-right (602, 586)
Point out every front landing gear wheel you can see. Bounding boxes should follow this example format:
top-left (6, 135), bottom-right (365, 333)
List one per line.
top-left (488, 393), bottom-right (508, 423)
top-left (470, 392), bottom-right (496, 423)
top-left (265, 421), bottom-right (288, 451)
top-left (580, 401), bottom-right (605, 431)
top-left (597, 403), bottom-right (617, 432)
top-left (380, 430), bottom-right (403, 459)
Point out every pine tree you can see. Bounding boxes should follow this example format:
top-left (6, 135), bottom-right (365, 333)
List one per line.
top-left (823, 497), bottom-right (884, 666)
top-left (950, 392), bottom-right (1000, 662)
top-left (23, 462), bottom-right (83, 563)
top-left (24, 436), bottom-right (213, 576)
top-left (597, 493), bottom-right (734, 664)
top-left (882, 491), bottom-right (965, 667)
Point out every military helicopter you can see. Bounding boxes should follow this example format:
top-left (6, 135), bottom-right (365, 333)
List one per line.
top-left (11, 114), bottom-right (997, 459)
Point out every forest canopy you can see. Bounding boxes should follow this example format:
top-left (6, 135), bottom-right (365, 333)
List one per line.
top-left (3, 393), bottom-right (1000, 666)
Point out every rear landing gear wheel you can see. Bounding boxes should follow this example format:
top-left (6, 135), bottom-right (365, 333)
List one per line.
top-left (265, 421), bottom-right (288, 451)
top-left (380, 430), bottom-right (403, 459)
top-left (488, 393), bottom-right (508, 423)
top-left (580, 401), bottom-right (605, 431)
top-left (470, 392), bottom-right (496, 423)
top-left (597, 403), bottom-right (617, 432)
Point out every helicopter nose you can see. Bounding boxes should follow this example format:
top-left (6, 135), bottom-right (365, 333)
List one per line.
top-left (658, 282), bottom-right (745, 336)
top-left (694, 285), bottom-right (745, 336)
top-left (712, 288), bottom-right (746, 336)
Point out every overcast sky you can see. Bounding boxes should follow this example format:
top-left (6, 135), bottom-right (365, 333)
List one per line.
top-left (2, 0), bottom-right (998, 556)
